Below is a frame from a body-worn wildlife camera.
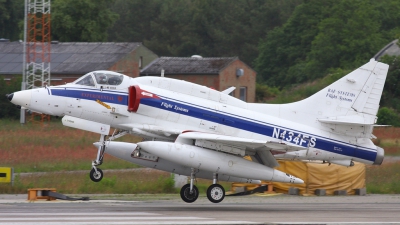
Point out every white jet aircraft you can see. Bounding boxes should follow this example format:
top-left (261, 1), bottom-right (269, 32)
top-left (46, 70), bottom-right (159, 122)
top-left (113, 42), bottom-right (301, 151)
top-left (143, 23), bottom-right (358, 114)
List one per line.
top-left (7, 59), bottom-right (388, 203)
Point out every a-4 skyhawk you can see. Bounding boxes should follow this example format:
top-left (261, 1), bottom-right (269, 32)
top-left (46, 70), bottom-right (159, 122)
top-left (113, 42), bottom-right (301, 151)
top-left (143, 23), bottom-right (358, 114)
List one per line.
top-left (7, 59), bottom-right (387, 203)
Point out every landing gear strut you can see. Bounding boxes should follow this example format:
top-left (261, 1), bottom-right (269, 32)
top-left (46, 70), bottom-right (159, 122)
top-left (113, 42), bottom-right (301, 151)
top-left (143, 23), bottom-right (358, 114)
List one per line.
top-left (89, 130), bottom-right (128, 182)
top-left (90, 134), bottom-right (106, 182)
top-left (206, 173), bottom-right (225, 203)
top-left (180, 168), bottom-right (199, 203)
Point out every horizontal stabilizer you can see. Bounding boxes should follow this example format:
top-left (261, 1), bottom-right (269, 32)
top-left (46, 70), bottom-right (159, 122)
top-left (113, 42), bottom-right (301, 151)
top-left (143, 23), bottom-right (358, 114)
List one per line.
top-left (317, 114), bottom-right (376, 126)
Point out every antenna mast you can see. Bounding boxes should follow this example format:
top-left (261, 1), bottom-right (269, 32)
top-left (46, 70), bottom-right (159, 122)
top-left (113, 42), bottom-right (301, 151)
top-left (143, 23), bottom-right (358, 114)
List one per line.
top-left (21, 0), bottom-right (51, 123)
top-left (25, 0), bottom-right (51, 90)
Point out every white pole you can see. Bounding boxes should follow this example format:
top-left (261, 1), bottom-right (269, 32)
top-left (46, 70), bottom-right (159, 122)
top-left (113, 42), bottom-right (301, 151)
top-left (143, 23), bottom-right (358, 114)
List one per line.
top-left (20, 0), bottom-right (28, 124)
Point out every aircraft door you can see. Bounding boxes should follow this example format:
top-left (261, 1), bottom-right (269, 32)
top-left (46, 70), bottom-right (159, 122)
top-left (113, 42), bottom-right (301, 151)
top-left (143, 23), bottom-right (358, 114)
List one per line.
top-left (199, 105), bottom-right (222, 132)
top-left (199, 106), bottom-right (220, 132)
top-left (167, 111), bottom-right (180, 122)
top-left (218, 105), bottom-right (237, 135)
top-left (199, 119), bottom-right (219, 132)
top-left (66, 98), bottom-right (83, 118)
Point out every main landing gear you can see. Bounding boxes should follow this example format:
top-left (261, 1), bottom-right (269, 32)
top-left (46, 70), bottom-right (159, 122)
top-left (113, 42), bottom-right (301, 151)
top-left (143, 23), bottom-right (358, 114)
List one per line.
top-left (180, 169), bottom-right (225, 204)
top-left (89, 130), bottom-right (128, 182)
top-left (206, 173), bottom-right (225, 203)
top-left (180, 168), bottom-right (200, 203)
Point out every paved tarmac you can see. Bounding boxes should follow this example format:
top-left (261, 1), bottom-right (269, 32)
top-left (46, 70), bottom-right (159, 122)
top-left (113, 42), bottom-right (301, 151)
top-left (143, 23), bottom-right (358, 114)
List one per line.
top-left (0, 193), bottom-right (400, 224)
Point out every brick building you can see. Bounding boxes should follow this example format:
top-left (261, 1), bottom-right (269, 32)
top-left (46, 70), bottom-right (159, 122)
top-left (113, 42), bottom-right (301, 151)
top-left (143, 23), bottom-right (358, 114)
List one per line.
top-left (140, 56), bottom-right (256, 102)
top-left (1, 42), bottom-right (257, 102)
top-left (0, 42), bottom-right (158, 85)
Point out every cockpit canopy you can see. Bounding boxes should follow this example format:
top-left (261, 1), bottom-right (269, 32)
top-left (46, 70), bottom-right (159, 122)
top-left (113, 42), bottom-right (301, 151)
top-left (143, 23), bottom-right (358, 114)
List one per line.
top-left (74, 71), bottom-right (124, 87)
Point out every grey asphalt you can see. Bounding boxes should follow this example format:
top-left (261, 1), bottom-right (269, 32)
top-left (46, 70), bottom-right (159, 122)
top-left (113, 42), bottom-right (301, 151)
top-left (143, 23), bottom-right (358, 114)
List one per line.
top-left (0, 194), bottom-right (399, 224)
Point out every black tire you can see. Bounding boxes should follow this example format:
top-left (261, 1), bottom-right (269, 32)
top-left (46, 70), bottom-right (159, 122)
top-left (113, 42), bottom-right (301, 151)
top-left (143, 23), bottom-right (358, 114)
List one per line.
top-left (89, 168), bottom-right (103, 182)
top-left (180, 184), bottom-right (199, 203)
top-left (207, 184), bottom-right (225, 203)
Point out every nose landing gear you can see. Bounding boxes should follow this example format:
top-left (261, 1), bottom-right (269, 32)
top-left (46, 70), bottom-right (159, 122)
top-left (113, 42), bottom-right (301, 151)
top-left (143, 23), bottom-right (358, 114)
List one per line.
top-left (89, 167), bottom-right (103, 182)
top-left (89, 130), bottom-right (128, 182)
top-left (90, 134), bottom-right (106, 182)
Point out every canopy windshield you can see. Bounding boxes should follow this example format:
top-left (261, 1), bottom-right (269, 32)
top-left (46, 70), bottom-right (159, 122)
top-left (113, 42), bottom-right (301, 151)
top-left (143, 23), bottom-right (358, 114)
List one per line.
top-left (75, 74), bottom-right (95, 86)
top-left (93, 72), bottom-right (124, 85)
top-left (73, 72), bottom-right (124, 86)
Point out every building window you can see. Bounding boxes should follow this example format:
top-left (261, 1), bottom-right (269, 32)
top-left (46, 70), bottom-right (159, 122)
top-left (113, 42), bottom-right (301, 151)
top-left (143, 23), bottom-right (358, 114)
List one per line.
top-left (139, 56), bottom-right (143, 69)
top-left (239, 87), bottom-right (247, 101)
top-left (229, 90), bottom-right (234, 97)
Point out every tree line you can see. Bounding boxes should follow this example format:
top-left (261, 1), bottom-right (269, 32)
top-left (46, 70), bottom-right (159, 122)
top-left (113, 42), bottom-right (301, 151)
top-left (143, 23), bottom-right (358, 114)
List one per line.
top-left (1, 0), bottom-right (400, 124)
top-left (0, 0), bottom-right (301, 67)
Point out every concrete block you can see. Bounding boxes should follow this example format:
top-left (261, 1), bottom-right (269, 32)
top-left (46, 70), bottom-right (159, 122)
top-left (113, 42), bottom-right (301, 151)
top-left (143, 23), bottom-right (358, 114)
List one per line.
top-left (315, 189), bottom-right (326, 196)
top-left (235, 186), bottom-right (247, 193)
top-left (354, 188), bottom-right (366, 196)
top-left (173, 174), bottom-right (187, 188)
top-left (288, 187), bottom-right (299, 195)
top-left (334, 190), bottom-right (347, 196)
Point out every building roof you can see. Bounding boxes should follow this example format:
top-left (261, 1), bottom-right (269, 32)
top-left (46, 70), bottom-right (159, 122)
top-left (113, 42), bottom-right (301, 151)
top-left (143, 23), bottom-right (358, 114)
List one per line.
top-left (0, 42), bottom-right (142, 75)
top-left (374, 39), bottom-right (400, 60)
top-left (140, 56), bottom-right (238, 75)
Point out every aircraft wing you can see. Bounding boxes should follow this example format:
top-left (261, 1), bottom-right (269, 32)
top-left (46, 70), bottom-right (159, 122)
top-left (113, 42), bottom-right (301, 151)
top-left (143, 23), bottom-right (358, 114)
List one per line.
top-left (177, 131), bottom-right (306, 168)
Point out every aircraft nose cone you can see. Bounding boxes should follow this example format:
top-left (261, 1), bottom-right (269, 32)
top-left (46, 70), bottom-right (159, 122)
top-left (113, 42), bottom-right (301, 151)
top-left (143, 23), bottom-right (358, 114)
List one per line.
top-left (8, 90), bottom-right (32, 108)
top-left (6, 93), bottom-right (13, 101)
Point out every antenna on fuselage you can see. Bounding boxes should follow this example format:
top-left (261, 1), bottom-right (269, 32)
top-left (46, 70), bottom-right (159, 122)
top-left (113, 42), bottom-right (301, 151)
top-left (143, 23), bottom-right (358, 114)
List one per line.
top-left (161, 69), bottom-right (164, 77)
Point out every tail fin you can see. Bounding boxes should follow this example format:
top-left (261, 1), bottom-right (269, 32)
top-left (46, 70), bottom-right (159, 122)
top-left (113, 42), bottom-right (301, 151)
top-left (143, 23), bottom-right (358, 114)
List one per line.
top-left (349, 59), bottom-right (389, 116)
top-left (253, 59), bottom-right (389, 127)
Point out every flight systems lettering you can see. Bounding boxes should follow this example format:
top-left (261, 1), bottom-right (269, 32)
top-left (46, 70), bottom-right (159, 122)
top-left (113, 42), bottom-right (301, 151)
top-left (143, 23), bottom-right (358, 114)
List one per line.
top-left (161, 102), bottom-right (189, 113)
top-left (326, 88), bottom-right (355, 102)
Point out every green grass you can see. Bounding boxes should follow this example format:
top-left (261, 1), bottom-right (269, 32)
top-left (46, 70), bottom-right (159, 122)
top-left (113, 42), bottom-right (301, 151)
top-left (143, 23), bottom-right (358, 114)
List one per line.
top-left (0, 118), bottom-right (141, 173)
top-left (366, 163), bottom-right (400, 194)
top-left (5, 157), bottom-right (140, 173)
top-left (1, 119), bottom-right (400, 195)
top-left (0, 170), bottom-right (232, 195)
top-left (0, 170), bottom-right (176, 194)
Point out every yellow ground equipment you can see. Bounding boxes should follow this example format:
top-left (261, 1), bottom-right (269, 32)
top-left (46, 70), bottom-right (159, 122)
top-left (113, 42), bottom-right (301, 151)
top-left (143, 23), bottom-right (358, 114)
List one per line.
top-left (232, 160), bottom-right (365, 196)
top-left (0, 167), bottom-right (13, 184)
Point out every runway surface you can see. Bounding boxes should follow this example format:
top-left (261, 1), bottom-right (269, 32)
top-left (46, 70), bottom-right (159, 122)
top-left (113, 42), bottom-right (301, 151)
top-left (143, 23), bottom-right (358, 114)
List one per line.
top-left (0, 194), bottom-right (400, 224)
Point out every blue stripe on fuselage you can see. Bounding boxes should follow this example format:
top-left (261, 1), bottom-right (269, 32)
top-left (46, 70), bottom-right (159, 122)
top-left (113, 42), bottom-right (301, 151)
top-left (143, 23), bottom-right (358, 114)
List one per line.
top-left (140, 97), bottom-right (377, 162)
top-left (51, 88), bottom-right (128, 106)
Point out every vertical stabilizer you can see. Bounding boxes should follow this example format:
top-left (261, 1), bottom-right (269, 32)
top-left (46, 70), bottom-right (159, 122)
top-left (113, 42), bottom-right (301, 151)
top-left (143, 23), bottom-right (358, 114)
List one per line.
top-left (351, 61), bottom-right (388, 115)
top-left (249, 59), bottom-right (389, 128)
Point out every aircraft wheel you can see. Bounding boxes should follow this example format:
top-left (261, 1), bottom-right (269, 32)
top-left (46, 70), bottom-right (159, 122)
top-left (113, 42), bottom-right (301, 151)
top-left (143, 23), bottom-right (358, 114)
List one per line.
top-left (180, 184), bottom-right (199, 203)
top-left (89, 168), bottom-right (103, 182)
top-left (206, 184), bottom-right (225, 203)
